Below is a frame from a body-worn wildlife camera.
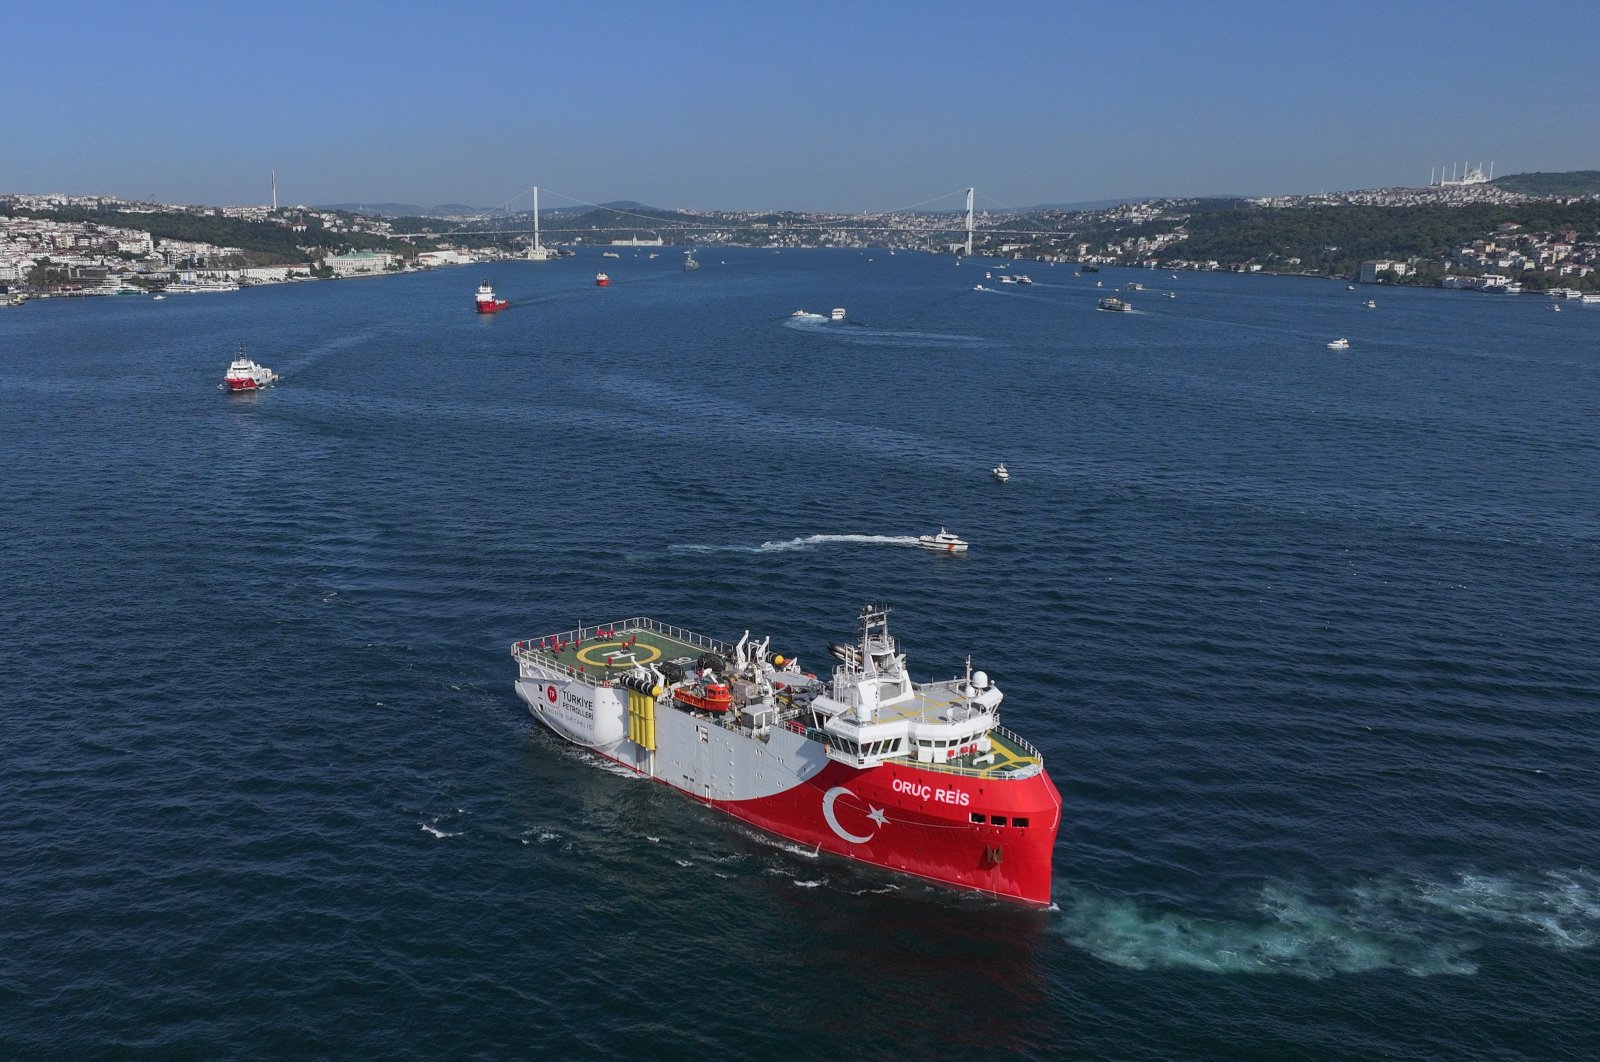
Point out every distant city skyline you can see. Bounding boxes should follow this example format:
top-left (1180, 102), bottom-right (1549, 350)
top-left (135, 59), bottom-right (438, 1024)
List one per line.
top-left (7, 0), bottom-right (1598, 213)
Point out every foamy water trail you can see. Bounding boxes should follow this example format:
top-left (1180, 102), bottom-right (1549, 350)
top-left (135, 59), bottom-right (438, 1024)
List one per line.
top-left (1056, 869), bottom-right (1600, 978)
top-left (670, 533), bottom-right (921, 554)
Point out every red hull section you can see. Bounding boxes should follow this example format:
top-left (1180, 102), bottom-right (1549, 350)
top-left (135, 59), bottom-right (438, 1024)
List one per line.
top-left (223, 379), bottom-right (258, 392)
top-left (713, 760), bottom-right (1059, 905)
top-left (476, 300), bottom-right (509, 313)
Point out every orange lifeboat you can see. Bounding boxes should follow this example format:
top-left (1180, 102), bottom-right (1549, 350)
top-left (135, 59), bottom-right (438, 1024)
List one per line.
top-left (673, 679), bottom-right (732, 713)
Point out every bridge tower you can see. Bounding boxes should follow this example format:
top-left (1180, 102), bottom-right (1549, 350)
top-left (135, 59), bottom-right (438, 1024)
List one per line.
top-left (528, 185), bottom-right (554, 261)
top-left (965, 187), bottom-right (974, 257)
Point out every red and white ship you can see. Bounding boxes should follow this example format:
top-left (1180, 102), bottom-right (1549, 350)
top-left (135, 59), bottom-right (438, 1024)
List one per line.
top-left (511, 605), bottom-right (1059, 905)
top-left (220, 345), bottom-right (279, 393)
top-left (595, 271), bottom-right (611, 287)
top-left (475, 280), bottom-right (509, 313)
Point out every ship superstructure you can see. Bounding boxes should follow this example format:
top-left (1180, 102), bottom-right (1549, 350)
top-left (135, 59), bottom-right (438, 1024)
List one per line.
top-left (511, 605), bottom-right (1059, 905)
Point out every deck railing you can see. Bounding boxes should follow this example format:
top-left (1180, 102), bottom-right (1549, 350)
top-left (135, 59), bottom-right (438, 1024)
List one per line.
top-left (512, 617), bottom-right (737, 685)
top-left (782, 720), bottom-right (1044, 779)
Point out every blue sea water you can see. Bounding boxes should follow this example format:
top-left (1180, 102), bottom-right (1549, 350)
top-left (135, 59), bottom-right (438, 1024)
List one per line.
top-left (2, 251), bottom-right (1597, 1059)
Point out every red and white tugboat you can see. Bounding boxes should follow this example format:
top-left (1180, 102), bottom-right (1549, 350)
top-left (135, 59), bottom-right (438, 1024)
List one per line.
top-left (512, 605), bottom-right (1060, 905)
top-left (220, 345), bottom-right (280, 393)
top-left (475, 280), bottom-right (509, 313)
top-left (595, 271), bottom-right (611, 287)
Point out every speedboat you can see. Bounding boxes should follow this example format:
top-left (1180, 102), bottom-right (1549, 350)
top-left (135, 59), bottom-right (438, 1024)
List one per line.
top-left (221, 344), bottom-right (279, 393)
top-left (1365, 299), bottom-right (1377, 309)
top-left (475, 280), bottom-right (508, 313)
top-left (1166, 292), bottom-right (1176, 299)
top-left (1014, 274), bottom-right (1032, 286)
top-left (917, 528), bottom-right (969, 553)
top-left (152, 294), bottom-right (166, 301)
top-left (1097, 297), bottom-right (1131, 312)
top-left (992, 463), bottom-right (1010, 482)
top-left (602, 252), bottom-right (621, 259)
top-left (595, 272), bottom-right (611, 287)
top-left (790, 309), bottom-right (825, 321)
top-left (830, 308), bottom-right (846, 320)
top-left (1326, 338), bottom-right (1350, 350)
top-left (1347, 284), bottom-right (1356, 290)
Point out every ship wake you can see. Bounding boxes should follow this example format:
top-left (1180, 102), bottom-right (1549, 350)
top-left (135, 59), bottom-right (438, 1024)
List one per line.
top-left (1054, 869), bottom-right (1600, 978)
top-left (670, 533), bottom-right (921, 554)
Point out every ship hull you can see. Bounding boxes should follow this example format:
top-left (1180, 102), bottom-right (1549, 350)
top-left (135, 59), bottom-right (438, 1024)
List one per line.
top-left (475, 300), bottom-right (508, 313)
top-left (515, 672), bottom-right (1059, 905)
top-left (223, 379), bottom-right (258, 392)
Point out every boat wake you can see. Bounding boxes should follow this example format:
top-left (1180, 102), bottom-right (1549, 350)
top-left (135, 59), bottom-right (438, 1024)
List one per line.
top-left (782, 315), bottom-right (988, 348)
top-left (670, 533), bottom-right (921, 554)
top-left (1054, 868), bottom-right (1600, 978)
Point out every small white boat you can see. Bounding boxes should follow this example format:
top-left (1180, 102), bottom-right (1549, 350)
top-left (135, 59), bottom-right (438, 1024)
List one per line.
top-left (1166, 292), bottom-right (1176, 299)
top-left (830, 308), bottom-right (846, 320)
top-left (152, 294), bottom-right (166, 301)
top-left (1551, 303), bottom-right (1561, 312)
top-left (917, 528), bottom-right (969, 553)
top-left (1014, 274), bottom-right (1032, 286)
top-left (790, 309), bottom-right (826, 321)
top-left (602, 252), bottom-right (621, 259)
top-left (1347, 284), bottom-right (1356, 291)
top-left (1326, 338), bottom-right (1350, 350)
top-left (992, 464), bottom-right (1010, 482)
top-left (1365, 299), bottom-right (1377, 309)
top-left (997, 275), bottom-right (1016, 284)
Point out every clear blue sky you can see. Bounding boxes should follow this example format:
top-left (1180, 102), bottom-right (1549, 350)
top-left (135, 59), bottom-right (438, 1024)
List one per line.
top-left (6, 0), bottom-right (1597, 213)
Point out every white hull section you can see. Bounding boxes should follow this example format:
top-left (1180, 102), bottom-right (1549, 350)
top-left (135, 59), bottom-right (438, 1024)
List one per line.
top-left (515, 669), bottom-right (831, 801)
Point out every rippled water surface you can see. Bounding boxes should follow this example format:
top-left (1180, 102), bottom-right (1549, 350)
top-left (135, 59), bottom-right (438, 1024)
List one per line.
top-left (3, 252), bottom-right (1598, 1059)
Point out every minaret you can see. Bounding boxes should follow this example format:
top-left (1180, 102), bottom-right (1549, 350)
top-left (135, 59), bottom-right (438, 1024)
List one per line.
top-left (271, 169), bottom-right (277, 211)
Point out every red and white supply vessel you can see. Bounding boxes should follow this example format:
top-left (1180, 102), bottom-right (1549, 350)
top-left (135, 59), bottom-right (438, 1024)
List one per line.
top-left (220, 345), bottom-right (280, 393)
top-left (475, 279), bottom-right (509, 313)
top-left (511, 605), bottom-right (1059, 905)
top-left (594, 271), bottom-right (611, 287)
